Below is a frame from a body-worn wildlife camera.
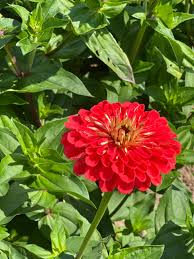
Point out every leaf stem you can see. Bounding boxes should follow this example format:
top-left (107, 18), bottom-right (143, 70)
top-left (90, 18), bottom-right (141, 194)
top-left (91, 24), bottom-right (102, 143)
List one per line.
top-left (130, 0), bottom-right (160, 64)
top-left (28, 49), bottom-right (36, 72)
top-left (4, 45), bottom-right (21, 76)
top-left (130, 20), bottom-right (147, 65)
top-left (75, 192), bottom-right (113, 259)
top-left (185, 0), bottom-right (191, 13)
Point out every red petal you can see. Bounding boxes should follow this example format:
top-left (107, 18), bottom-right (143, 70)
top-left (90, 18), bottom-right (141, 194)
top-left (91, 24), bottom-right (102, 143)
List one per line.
top-left (74, 159), bottom-right (86, 175)
top-left (135, 168), bottom-right (146, 182)
top-left (117, 180), bottom-right (134, 194)
top-left (65, 115), bottom-right (82, 129)
top-left (99, 167), bottom-right (114, 181)
top-left (135, 176), bottom-right (151, 191)
top-left (101, 153), bottom-right (111, 167)
top-left (85, 155), bottom-right (99, 167)
top-left (151, 174), bottom-right (162, 186)
top-left (62, 133), bottom-right (84, 159)
top-left (111, 160), bottom-right (124, 175)
top-left (98, 178), bottom-right (116, 192)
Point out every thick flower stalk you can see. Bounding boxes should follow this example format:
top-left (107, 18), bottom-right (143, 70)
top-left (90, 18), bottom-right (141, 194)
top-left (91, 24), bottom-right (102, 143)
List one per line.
top-left (61, 101), bottom-right (181, 194)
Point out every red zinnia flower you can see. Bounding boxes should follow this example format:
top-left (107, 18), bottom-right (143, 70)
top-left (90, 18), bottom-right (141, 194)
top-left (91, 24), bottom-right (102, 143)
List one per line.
top-left (61, 101), bottom-right (181, 194)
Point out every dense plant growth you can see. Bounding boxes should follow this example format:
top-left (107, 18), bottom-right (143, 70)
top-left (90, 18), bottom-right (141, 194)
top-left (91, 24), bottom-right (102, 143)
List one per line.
top-left (0, 0), bottom-right (194, 258)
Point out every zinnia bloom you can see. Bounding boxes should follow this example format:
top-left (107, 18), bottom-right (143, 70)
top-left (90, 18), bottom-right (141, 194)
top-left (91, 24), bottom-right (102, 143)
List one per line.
top-left (61, 101), bottom-right (181, 194)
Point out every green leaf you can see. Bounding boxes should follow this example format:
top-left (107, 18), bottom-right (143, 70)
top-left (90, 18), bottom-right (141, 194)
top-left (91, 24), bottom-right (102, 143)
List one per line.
top-left (9, 4), bottom-right (29, 30)
top-left (51, 38), bottom-right (86, 60)
top-left (148, 17), bottom-right (194, 68)
top-left (28, 189), bottom-right (56, 209)
top-left (185, 70), bottom-right (194, 87)
top-left (155, 185), bottom-right (191, 232)
top-left (0, 127), bottom-right (19, 155)
top-left (100, 1), bottom-right (127, 18)
top-left (176, 126), bottom-right (192, 150)
top-left (176, 150), bottom-right (194, 165)
top-left (0, 184), bottom-right (9, 197)
top-left (0, 17), bottom-right (20, 48)
top-left (179, 87), bottom-right (194, 105)
top-left (0, 35), bottom-right (14, 49)
top-left (83, 28), bottom-right (134, 83)
top-left (41, 0), bottom-right (70, 19)
top-left (154, 2), bottom-right (173, 28)
top-left (0, 155), bottom-right (23, 187)
top-left (50, 218), bottom-right (67, 255)
top-left (15, 60), bottom-right (91, 96)
top-left (0, 241), bottom-right (27, 259)
top-left (134, 60), bottom-right (154, 74)
top-left (156, 171), bottom-right (179, 192)
top-left (0, 183), bottom-right (28, 224)
top-left (147, 17), bottom-right (174, 39)
top-left (156, 48), bottom-right (183, 79)
top-left (19, 244), bottom-right (53, 259)
top-left (0, 93), bottom-right (28, 105)
top-left (69, 3), bottom-right (109, 35)
top-left (109, 191), bottom-right (147, 221)
top-left (29, 3), bottom-right (44, 33)
top-left (0, 226), bottom-right (9, 241)
top-left (0, 17), bottom-right (20, 32)
top-left (171, 12), bottom-right (194, 29)
top-left (0, 250), bottom-right (8, 259)
top-left (0, 115), bottom-right (37, 155)
top-left (30, 172), bottom-right (95, 207)
top-left (42, 17), bottom-right (68, 30)
top-left (108, 245), bottom-right (164, 259)
top-left (125, 193), bottom-right (155, 235)
top-left (37, 92), bottom-right (64, 120)
top-left (35, 117), bottom-right (67, 152)
top-left (33, 156), bottom-right (72, 175)
top-left (16, 35), bottom-right (40, 55)
top-left (0, 71), bottom-right (17, 94)
top-left (39, 201), bottom-right (90, 237)
top-left (66, 236), bottom-right (103, 258)
top-left (153, 221), bottom-right (194, 259)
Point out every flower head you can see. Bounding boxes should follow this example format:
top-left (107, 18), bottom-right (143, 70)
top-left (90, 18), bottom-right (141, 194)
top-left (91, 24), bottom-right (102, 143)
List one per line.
top-left (61, 101), bottom-right (181, 194)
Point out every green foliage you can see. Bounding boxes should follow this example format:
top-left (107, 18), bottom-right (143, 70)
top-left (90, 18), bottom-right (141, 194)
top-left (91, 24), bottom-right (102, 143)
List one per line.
top-left (0, 0), bottom-right (194, 258)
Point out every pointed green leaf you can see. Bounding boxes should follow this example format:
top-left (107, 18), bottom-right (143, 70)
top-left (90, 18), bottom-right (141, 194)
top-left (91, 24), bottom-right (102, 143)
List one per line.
top-left (0, 128), bottom-right (19, 155)
top-left (108, 245), bottom-right (164, 259)
top-left (31, 172), bottom-right (95, 207)
top-left (83, 28), bottom-right (134, 83)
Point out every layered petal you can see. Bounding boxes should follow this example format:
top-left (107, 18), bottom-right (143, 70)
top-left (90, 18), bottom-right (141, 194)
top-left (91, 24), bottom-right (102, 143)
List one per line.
top-left (61, 101), bottom-right (181, 194)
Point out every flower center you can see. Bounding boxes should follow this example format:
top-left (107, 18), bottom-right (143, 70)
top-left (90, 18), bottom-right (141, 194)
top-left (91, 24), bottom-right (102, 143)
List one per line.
top-left (110, 120), bottom-right (141, 147)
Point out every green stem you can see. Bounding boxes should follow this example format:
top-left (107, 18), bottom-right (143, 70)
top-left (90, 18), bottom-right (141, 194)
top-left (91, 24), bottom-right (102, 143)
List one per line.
top-left (75, 192), bottom-right (113, 259)
top-left (4, 45), bottom-right (20, 76)
top-left (130, 20), bottom-right (147, 64)
top-left (130, 0), bottom-right (160, 64)
top-left (28, 49), bottom-right (36, 72)
top-left (185, 0), bottom-right (190, 13)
